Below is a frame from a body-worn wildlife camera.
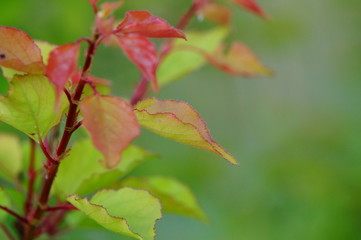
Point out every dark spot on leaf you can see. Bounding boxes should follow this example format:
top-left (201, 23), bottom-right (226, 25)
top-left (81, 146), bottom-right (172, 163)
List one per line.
top-left (29, 133), bottom-right (35, 136)
top-left (0, 54), bottom-right (5, 59)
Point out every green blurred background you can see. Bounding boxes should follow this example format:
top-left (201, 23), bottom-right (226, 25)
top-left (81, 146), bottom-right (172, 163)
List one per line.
top-left (1, 0), bottom-right (361, 239)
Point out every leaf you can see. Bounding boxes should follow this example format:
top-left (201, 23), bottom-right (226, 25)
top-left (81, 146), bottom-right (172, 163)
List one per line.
top-left (206, 41), bottom-right (273, 76)
top-left (98, 1), bottom-right (123, 19)
top-left (116, 34), bottom-right (158, 90)
top-left (46, 43), bottom-right (79, 105)
top-left (0, 134), bottom-right (22, 182)
top-left (121, 176), bottom-right (208, 221)
top-left (0, 26), bottom-right (45, 74)
top-left (157, 26), bottom-right (229, 86)
top-left (80, 94), bottom-right (140, 168)
top-left (0, 74), bottom-right (67, 140)
top-left (67, 188), bottom-right (162, 240)
top-left (228, 0), bottom-right (268, 19)
top-left (54, 139), bottom-right (153, 199)
top-left (1, 40), bottom-right (57, 80)
top-left (0, 188), bottom-right (11, 221)
top-left (116, 11), bottom-right (186, 39)
top-left (134, 98), bottom-right (238, 165)
top-left (197, 3), bottom-right (232, 25)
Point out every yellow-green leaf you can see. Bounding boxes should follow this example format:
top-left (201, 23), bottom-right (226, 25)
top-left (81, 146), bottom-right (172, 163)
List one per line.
top-left (0, 134), bottom-right (22, 182)
top-left (54, 139), bottom-right (153, 199)
top-left (134, 98), bottom-right (238, 165)
top-left (121, 176), bottom-right (208, 221)
top-left (157, 26), bottom-right (229, 86)
top-left (67, 188), bottom-right (162, 240)
top-left (0, 74), bottom-right (68, 140)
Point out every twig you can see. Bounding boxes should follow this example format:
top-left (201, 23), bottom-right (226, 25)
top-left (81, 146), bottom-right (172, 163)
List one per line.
top-left (44, 204), bottom-right (78, 212)
top-left (0, 206), bottom-right (29, 224)
top-left (23, 31), bottom-right (101, 240)
top-left (38, 137), bottom-right (57, 164)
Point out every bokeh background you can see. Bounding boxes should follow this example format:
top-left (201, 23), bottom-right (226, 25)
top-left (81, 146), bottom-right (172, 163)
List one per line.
top-left (1, 0), bottom-right (361, 239)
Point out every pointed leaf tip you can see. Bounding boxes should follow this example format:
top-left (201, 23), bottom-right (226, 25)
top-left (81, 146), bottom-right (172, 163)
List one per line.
top-left (116, 11), bottom-right (186, 39)
top-left (80, 95), bottom-right (140, 168)
top-left (0, 26), bottom-right (45, 74)
top-left (134, 98), bottom-right (238, 165)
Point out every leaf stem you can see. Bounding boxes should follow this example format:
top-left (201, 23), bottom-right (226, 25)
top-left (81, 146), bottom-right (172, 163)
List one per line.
top-left (44, 204), bottom-right (78, 212)
top-left (0, 206), bottom-right (29, 224)
top-left (22, 32), bottom-right (101, 240)
top-left (24, 138), bottom-right (37, 215)
top-left (176, 2), bottom-right (199, 30)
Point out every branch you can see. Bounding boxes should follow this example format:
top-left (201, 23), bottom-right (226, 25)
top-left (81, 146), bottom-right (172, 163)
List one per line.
top-left (23, 31), bottom-right (101, 240)
top-left (0, 206), bottom-right (29, 224)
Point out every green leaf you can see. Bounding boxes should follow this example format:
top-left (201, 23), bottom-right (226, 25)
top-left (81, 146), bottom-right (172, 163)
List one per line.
top-left (0, 134), bottom-right (22, 182)
top-left (157, 26), bottom-right (229, 86)
top-left (54, 139), bottom-right (154, 199)
top-left (121, 176), bottom-right (208, 222)
top-left (0, 74), bottom-right (67, 140)
top-left (134, 98), bottom-right (238, 165)
top-left (0, 188), bottom-right (11, 221)
top-left (67, 188), bottom-right (162, 240)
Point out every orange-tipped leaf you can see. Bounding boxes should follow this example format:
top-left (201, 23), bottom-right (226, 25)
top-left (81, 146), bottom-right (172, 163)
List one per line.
top-left (0, 26), bottom-right (45, 74)
top-left (134, 98), bottom-right (238, 165)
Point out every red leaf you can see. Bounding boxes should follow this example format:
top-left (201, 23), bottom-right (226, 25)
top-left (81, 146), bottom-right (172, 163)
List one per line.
top-left (197, 3), bottom-right (231, 25)
top-left (46, 43), bottom-right (79, 105)
top-left (80, 94), bottom-right (140, 168)
top-left (116, 11), bottom-right (186, 39)
top-left (0, 26), bottom-right (45, 74)
top-left (116, 34), bottom-right (159, 91)
top-left (229, 0), bottom-right (268, 18)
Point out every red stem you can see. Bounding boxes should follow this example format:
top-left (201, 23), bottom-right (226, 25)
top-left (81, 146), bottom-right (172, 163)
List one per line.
top-left (22, 32), bottom-right (100, 240)
top-left (44, 204), bottom-right (78, 212)
top-left (176, 2), bottom-right (199, 30)
top-left (0, 206), bottom-right (29, 224)
top-left (24, 139), bottom-right (37, 215)
top-left (130, 76), bottom-right (148, 106)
